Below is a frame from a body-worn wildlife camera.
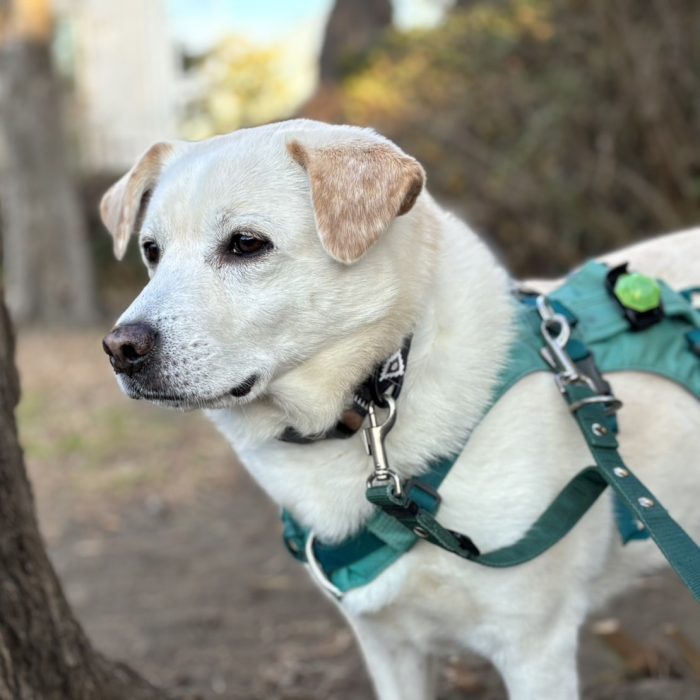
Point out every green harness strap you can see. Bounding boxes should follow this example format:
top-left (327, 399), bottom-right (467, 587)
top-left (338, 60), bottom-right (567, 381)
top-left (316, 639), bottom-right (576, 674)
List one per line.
top-left (565, 383), bottom-right (700, 600)
top-left (366, 466), bottom-right (608, 568)
top-left (284, 262), bottom-right (700, 601)
top-left (366, 382), bottom-right (700, 601)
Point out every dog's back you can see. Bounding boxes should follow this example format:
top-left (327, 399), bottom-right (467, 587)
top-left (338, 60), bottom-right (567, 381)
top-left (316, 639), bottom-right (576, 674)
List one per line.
top-left (529, 227), bottom-right (700, 293)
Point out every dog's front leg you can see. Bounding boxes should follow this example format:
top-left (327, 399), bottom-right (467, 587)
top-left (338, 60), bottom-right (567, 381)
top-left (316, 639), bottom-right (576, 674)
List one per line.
top-left (347, 615), bottom-right (437, 700)
top-left (492, 618), bottom-right (580, 700)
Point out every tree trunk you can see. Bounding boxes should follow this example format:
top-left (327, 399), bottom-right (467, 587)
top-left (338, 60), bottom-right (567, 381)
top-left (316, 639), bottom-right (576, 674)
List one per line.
top-left (318, 0), bottom-right (392, 85)
top-left (0, 0), bottom-right (98, 326)
top-left (301, 0), bottom-right (392, 122)
top-left (0, 272), bottom-right (168, 696)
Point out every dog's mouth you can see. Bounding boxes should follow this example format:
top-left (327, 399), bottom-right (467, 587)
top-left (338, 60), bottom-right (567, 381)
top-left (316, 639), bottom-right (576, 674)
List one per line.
top-left (121, 373), bottom-right (259, 409)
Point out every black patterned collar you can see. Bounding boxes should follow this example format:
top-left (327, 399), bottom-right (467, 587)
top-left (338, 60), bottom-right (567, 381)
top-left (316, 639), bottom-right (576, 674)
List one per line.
top-left (278, 337), bottom-right (412, 444)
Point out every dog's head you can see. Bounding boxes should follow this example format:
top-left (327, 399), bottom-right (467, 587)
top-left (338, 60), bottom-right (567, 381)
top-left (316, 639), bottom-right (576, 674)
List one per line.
top-left (101, 120), bottom-right (427, 413)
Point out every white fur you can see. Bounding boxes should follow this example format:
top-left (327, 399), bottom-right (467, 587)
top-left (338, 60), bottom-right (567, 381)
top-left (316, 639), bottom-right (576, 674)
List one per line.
top-left (110, 120), bottom-right (700, 700)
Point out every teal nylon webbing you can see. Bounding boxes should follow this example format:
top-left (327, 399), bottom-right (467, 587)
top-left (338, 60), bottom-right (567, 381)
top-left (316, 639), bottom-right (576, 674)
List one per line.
top-left (282, 455), bottom-right (457, 593)
top-left (564, 383), bottom-right (700, 601)
top-left (364, 325), bottom-right (700, 601)
top-left (493, 262), bottom-right (700, 406)
top-left (282, 262), bottom-right (700, 598)
top-left (494, 261), bottom-right (700, 544)
top-left (366, 466), bottom-right (609, 567)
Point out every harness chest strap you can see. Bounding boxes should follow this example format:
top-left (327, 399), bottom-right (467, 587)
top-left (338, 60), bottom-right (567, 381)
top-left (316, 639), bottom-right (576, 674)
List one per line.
top-left (363, 305), bottom-right (700, 600)
top-left (366, 381), bottom-right (700, 602)
top-left (284, 263), bottom-right (700, 601)
top-left (365, 466), bottom-right (608, 567)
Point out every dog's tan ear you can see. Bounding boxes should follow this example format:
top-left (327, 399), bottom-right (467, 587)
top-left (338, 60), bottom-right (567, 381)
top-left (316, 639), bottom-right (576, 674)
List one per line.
top-left (287, 138), bottom-right (425, 264)
top-left (99, 142), bottom-right (178, 260)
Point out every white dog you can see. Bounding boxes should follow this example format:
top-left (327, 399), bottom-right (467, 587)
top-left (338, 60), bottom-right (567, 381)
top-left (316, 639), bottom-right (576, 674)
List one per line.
top-left (100, 119), bottom-right (700, 700)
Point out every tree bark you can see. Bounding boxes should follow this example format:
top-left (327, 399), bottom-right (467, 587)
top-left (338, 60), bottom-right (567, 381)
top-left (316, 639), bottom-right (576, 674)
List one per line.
top-left (0, 0), bottom-right (98, 326)
top-left (301, 0), bottom-right (392, 122)
top-left (0, 277), bottom-right (168, 697)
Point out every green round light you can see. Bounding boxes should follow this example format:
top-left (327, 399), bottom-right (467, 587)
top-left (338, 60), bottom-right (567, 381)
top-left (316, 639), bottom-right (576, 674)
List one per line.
top-left (614, 273), bottom-right (661, 313)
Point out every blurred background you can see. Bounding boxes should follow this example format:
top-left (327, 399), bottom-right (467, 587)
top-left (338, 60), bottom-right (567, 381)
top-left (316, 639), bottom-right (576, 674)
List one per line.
top-left (1, 0), bottom-right (699, 698)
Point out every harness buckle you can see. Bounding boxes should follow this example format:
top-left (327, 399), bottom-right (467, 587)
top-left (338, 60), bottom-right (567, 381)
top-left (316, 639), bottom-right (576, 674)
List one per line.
top-left (403, 478), bottom-right (441, 514)
top-left (568, 394), bottom-right (622, 414)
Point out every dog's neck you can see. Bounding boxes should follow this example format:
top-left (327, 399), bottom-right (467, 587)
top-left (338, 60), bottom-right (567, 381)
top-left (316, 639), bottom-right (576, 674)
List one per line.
top-left (207, 202), bottom-right (516, 542)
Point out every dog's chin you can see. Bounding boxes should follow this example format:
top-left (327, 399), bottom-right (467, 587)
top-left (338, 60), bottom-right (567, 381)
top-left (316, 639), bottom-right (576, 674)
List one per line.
top-left (117, 373), bottom-right (261, 410)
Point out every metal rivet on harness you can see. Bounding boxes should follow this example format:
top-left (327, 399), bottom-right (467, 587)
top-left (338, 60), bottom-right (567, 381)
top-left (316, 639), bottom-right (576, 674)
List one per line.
top-left (613, 467), bottom-right (629, 478)
top-left (592, 422), bottom-right (608, 437)
top-left (638, 497), bottom-right (655, 509)
top-left (413, 526), bottom-right (429, 539)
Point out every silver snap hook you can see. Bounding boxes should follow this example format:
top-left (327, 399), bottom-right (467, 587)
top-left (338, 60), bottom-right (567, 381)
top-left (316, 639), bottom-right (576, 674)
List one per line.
top-left (364, 397), bottom-right (402, 496)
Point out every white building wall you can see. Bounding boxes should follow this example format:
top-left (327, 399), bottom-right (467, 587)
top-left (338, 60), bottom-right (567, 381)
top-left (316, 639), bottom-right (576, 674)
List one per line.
top-left (57, 0), bottom-right (179, 172)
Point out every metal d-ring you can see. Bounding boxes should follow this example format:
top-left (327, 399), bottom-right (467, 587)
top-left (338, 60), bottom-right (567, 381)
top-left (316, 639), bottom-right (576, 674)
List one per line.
top-left (305, 532), bottom-right (343, 599)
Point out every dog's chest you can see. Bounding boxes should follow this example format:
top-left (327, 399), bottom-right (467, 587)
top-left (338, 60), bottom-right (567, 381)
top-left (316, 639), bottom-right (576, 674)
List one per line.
top-left (236, 434), bottom-right (378, 542)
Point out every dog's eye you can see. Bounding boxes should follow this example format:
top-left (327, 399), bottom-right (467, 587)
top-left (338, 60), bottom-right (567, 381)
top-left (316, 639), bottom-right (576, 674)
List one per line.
top-left (142, 241), bottom-right (160, 265)
top-left (227, 232), bottom-right (271, 258)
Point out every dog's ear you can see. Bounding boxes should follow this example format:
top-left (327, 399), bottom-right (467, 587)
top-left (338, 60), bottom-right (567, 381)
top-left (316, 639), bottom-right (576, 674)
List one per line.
top-left (99, 142), bottom-right (179, 260)
top-left (287, 137), bottom-right (425, 264)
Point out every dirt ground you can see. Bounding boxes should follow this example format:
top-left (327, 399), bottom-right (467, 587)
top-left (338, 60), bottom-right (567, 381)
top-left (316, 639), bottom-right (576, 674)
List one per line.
top-left (14, 329), bottom-right (700, 700)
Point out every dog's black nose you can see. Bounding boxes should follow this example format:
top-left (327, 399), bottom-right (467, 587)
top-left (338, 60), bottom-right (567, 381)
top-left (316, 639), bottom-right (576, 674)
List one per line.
top-left (102, 322), bottom-right (158, 374)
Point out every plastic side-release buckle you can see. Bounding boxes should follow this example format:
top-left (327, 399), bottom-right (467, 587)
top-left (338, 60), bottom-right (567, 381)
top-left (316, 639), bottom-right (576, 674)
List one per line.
top-left (606, 263), bottom-right (664, 331)
top-left (404, 478), bottom-right (442, 514)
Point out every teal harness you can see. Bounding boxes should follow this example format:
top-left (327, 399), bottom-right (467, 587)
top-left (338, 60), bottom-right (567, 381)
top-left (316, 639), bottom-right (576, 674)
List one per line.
top-left (283, 261), bottom-right (700, 601)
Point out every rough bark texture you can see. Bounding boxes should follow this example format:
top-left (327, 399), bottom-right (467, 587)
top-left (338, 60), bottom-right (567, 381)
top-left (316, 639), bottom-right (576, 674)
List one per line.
top-left (0, 38), bottom-right (98, 326)
top-left (0, 283), bottom-right (169, 698)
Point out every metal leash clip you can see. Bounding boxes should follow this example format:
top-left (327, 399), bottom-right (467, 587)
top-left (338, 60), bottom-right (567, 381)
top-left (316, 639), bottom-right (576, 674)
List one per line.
top-left (363, 396), bottom-right (403, 496)
top-left (305, 396), bottom-right (401, 600)
top-left (536, 295), bottom-right (621, 414)
top-left (537, 295), bottom-right (582, 387)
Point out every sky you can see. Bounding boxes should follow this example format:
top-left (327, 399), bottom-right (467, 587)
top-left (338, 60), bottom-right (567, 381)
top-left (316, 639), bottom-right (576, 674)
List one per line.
top-left (167, 0), bottom-right (448, 53)
top-left (167, 0), bottom-right (332, 52)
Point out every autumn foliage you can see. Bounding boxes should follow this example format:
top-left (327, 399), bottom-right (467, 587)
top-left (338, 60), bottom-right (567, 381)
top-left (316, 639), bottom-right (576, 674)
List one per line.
top-left (309, 0), bottom-right (700, 275)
